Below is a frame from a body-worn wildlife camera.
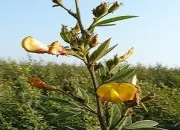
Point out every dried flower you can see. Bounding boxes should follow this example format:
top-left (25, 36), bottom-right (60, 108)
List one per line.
top-left (48, 41), bottom-right (67, 55)
top-left (119, 47), bottom-right (134, 62)
top-left (21, 36), bottom-right (49, 54)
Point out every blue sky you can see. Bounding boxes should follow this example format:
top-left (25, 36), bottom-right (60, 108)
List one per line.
top-left (1, 0), bottom-right (180, 67)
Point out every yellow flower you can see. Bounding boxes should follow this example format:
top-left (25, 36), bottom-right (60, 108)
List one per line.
top-left (21, 36), bottom-right (49, 53)
top-left (48, 41), bottom-right (67, 55)
top-left (97, 83), bottom-right (137, 102)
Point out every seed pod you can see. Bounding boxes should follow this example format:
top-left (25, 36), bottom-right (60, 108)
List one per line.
top-left (113, 55), bottom-right (120, 65)
top-left (74, 23), bottom-right (80, 33)
top-left (52, 0), bottom-right (62, 5)
top-left (92, 3), bottom-right (109, 17)
top-left (108, 2), bottom-right (122, 13)
top-left (106, 59), bottom-right (114, 70)
top-left (89, 35), bottom-right (99, 48)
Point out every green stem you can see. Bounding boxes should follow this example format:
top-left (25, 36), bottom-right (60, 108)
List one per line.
top-left (75, 0), bottom-right (85, 33)
top-left (55, 3), bottom-right (78, 19)
top-left (88, 13), bottom-right (109, 32)
top-left (88, 66), bottom-right (107, 130)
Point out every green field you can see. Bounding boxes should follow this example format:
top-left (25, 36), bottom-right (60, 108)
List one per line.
top-left (0, 58), bottom-right (180, 130)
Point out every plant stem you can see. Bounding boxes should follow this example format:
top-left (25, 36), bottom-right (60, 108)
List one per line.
top-left (88, 13), bottom-right (109, 31)
top-left (55, 3), bottom-right (78, 19)
top-left (75, 0), bottom-right (85, 33)
top-left (88, 66), bottom-right (107, 130)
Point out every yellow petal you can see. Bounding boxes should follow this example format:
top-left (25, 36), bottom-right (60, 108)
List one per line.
top-left (116, 83), bottom-right (137, 101)
top-left (97, 83), bottom-right (118, 98)
top-left (101, 89), bottom-right (122, 102)
top-left (22, 36), bottom-right (49, 53)
top-left (97, 83), bottom-right (122, 102)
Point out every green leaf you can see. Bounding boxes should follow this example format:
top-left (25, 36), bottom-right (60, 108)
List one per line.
top-left (129, 128), bottom-right (167, 130)
top-left (65, 125), bottom-right (86, 130)
top-left (97, 63), bottom-right (107, 82)
top-left (42, 96), bottom-right (75, 106)
top-left (125, 120), bottom-right (159, 129)
top-left (110, 64), bottom-right (123, 74)
top-left (102, 44), bottom-right (118, 59)
top-left (60, 27), bottom-right (72, 43)
top-left (94, 15), bottom-right (138, 26)
top-left (109, 104), bottom-right (122, 130)
top-left (53, 111), bottom-right (77, 121)
top-left (77, 87), bottom-right (89, 104)
top-left (118, 116), bottom-right (132, 130)
top-left (107, 65), bottom-right (135, 82)
top-left (90, 38), bottom-right (111, 63)
top-left (96, 23), bottom-right (116, 27)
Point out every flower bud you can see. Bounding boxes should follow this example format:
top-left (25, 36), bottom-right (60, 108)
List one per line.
top-left (74, 23), bottom-right (80, 33)
top-left (89, 35), bottom-right (99, 48)
top-left (108, 2), bottom-right (122, 13)
top-left (106, 59), bottom-right (114, 70)
top-left (48, 41), bottom-right (67, 55)
top-left (60, 25), bottom-right (72, 43)
top-left (52, 0), bottom-right (62, 5)
top-left (113, 55), bottom-right (120, 65)
top-left (92, 3), bottom-right (109, 17)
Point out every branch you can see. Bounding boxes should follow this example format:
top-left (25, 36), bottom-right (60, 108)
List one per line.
top-left (75, 0), bottom-right (85, 33)
top-left (87, 65), bottom-right (107, 130)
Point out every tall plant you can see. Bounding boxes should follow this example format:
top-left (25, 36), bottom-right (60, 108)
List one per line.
top-left (21, 0), bottom-right (165, 130)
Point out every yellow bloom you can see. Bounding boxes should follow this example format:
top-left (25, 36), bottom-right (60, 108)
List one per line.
top-left (21, 36), bottom-right (49, 53)
top-left (97, 83), bottom-right (137, 102)
top-left (48, 41), bottom-right (67, 55)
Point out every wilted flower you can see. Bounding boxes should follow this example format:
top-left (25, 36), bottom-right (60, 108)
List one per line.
top-left (119, 47), bottom-right (134, 62)
top-left (22, 36), bottom-right (68, 56)
top-left (97, 83), bottom-right (137, 102)
top-left (28, 76), bottom-right (59, 91)
top-left (27, 76), bottom-right (46, 89)
top-left (21, 36), bottom-right (49, 53)
top-left (48, 41), bottom-right (67, 55)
